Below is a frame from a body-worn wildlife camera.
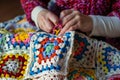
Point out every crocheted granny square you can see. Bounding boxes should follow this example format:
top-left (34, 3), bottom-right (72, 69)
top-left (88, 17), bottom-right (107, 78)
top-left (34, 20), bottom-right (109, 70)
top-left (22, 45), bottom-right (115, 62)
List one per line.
top-left (0, 33), bottom-right (4, 52)
top-left (65, 32), bottom-right (120, 80)
top-left (69, 32), bottom-right (96, 68)
top-left (68, 68), bottom-right (96, 80)
top-left (96, 41), bottom-right (120, 80)
top-left (0, 52), bottom-right (31, 80)
top-left (0, 29), bottom-right (10, 52)
top-left (28, 32), bottom-right (73, 79)
top-left (3, 32), bottom-right (33, 52)
top-left (68, 32), bottom-right (97, 80)
top-left (0, 25), bottom-right (120, 80)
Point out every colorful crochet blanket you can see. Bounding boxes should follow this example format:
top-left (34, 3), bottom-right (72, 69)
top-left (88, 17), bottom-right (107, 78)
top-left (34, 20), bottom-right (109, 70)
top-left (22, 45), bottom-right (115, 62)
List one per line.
top-left (0, 16), bottom-right (120, 80)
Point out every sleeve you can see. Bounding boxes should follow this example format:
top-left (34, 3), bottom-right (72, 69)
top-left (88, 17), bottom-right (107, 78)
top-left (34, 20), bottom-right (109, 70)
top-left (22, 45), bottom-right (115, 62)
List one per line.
top-left (20, 0), bottom-right (50, 25)
top-left (31, 6), bottom-right (45, 28)
top-left (89, 16), bottom-right (120, 38)
top-left (107, 0), bottom-right (120, 18)
top-left (89, 0), bottom-right (120, 38)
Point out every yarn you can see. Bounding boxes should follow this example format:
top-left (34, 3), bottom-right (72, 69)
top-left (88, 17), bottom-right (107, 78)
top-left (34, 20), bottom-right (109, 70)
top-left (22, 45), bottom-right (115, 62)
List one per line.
top-left (0, 16), bottom-right (120, 80)
top-left (96, 43), bottom-right (120, 80)
top-left (29, 31), bottom-right (72, 79)
top-left (51, 23), bottom-right (62, 35)
top-left (0, 29), bottom-right (120, 80)
top-left (0, 53), bottom-right (30, 80)
top-left (2, 30), bottom-right (34, 52)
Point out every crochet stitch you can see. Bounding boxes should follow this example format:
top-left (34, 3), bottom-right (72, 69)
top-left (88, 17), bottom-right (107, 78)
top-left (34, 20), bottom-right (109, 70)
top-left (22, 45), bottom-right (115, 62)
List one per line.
top-left (51, 23), bottom-right (62, 35)
top-left (0, 30), bottom-right (120, 80)
top-left (0, 16), bottom-right (120, 80)
top-left (28, 31), bottom-right (72, 79)
top-left (0, 52), bottom-right (30, 80)
top-left (3, 32), bottom-right (33, 52)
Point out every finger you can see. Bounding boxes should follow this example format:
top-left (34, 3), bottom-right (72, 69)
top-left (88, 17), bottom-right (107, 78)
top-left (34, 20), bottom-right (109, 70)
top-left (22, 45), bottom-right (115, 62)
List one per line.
top-left (44, 19), bottom-right (54, 32)
top-left (60, 9), bottom-right (73, 19)
top-left (66, 25), bottom-right (77, 32)
top-left (38, 22), bottom-right (42, 29)
top-left (39, 18), bottom-right (51, 32)
top-left (58, 25), bottom-right (70, 36)
top-left (59, 19), bottom-right (77, 36)
top-left (62, 12), bottom-right (75, 26)
top-left (47, 12), bottom-right (59, 25)
top-left (38, 18), bottom-right (45, 30)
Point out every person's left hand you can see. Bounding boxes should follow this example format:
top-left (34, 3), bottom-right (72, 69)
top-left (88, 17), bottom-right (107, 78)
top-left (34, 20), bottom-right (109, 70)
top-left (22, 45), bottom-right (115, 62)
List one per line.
top-left (59, 9), bottom-right (93, 36)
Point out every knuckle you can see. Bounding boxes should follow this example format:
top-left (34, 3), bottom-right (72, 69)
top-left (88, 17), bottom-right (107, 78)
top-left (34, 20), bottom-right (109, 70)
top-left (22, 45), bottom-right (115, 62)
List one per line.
top-left (61, 11), bottom-right (65, 16)
top-left (47, 12), bottom-right (53, 17)
top-left (41, 27), bottom-right (44, 30)
top-left (70, 27), bottom-right (74, 30)
top-left (39, 25), bottom-right (42, 29)
top-left (61, 10), bottom-right (67, 15)
top-left (73, 26), bottom-right (77, 30)
top-left (47, 24), bottom-right (52, 29)
top-left (54, 20), bottom-right (57, 23)
top-left (74, 10), bottom-right (79, 14)
top-left (64, 17), bottom-right (68, 22)
top-left (47, 11), bottom-right (52, 15)
top-left (46, 12), bottom-right (50, 16)
top-left (39, 25), bottom-right (42, 28)
top-left (46, 28), bottom-right (51, 32)
top-left (75, 15), bottom-right (81, 19)
top-left (66, 23), bottom-right (70, 27)
top-left (38, 23), bottom-right (42, 27)
top-left (70, 26), bottom-right (76, 30)
top-left (78, 21), bottom-right (81, 25)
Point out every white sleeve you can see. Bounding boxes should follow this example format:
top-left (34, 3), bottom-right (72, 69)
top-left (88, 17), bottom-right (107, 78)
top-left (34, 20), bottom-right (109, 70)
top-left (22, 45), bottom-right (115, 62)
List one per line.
top-left (31, 6), bottom-right (45, 28)
top-left (89, 15), bottom-right (120, 38)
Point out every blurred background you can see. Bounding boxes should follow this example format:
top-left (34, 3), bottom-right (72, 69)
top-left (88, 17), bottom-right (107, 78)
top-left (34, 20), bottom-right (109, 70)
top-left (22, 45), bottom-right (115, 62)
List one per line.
top-left (0, 0), bottom-right (24, 22)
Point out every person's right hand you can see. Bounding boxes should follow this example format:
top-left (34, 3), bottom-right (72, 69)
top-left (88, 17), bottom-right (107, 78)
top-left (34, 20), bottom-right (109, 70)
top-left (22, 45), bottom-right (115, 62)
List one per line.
top-left (37, 9), bottom-right (59, 33)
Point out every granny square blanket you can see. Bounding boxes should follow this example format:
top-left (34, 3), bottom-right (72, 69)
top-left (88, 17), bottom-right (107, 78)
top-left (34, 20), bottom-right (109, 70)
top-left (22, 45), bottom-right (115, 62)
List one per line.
top-left (0, 16), bottom-right (120, 80)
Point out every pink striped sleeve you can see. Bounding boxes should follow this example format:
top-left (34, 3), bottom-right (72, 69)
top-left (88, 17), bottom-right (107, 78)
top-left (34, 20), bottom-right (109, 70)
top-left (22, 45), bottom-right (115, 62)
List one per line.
top-left (108, 0), bottom-right (120, 18)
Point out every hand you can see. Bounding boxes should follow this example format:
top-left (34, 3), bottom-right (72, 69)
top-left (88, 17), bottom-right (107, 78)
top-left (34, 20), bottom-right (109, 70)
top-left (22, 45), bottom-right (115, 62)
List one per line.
top-left (59, 9), bottom-right (93, 36)
top-left (37, 9), bottom-right (59, 32)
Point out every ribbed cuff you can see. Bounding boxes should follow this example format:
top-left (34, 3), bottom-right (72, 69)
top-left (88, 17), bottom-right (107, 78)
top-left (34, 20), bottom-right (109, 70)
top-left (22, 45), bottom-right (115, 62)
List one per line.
top-left (31, 6), bottom-right (45, 28)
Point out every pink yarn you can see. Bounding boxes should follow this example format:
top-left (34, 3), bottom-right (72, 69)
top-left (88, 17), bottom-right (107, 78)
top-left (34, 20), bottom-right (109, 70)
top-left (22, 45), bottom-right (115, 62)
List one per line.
top-left (108, 74), bottom-right (120, 80)
top-left (11, 38), bottom-right (15, 44)
top-left (24, 38), bottom-right (30, 44)
top-left (75, 76), bottom-right (86, 80)
top-left (17, 40), bottom-right (21, 44)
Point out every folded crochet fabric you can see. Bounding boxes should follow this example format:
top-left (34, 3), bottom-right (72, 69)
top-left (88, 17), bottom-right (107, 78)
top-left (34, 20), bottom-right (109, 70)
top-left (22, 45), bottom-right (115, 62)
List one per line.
top-left (0, 29), bottom-right (120, 80)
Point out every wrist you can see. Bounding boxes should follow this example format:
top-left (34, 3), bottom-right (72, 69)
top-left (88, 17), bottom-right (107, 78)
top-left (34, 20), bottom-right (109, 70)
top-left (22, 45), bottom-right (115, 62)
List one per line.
top-left (85, 15), bottom-right (93, 35)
